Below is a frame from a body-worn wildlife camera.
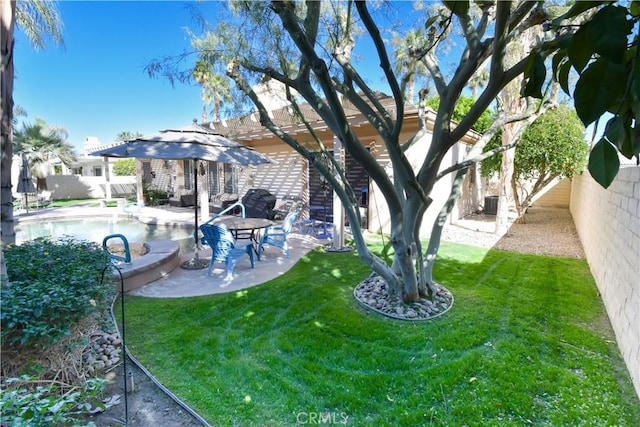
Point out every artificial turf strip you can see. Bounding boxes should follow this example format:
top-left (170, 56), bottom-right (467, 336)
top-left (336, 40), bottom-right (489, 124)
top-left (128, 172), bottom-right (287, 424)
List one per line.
top-left (122, 242), bottom-right (640, 426)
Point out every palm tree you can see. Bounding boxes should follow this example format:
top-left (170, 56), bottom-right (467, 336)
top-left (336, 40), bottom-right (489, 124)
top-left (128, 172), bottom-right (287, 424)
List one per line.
top-left (468, 67), bottom-right (489, 99)
top-left (116, 131), bottom-right (143, 142)
top-left (1, 0), bottom-right (63, 249)
top-left (392, 29), bottom-right (429, 104)
top-left (192, 59), bottom-right (232, 123)
top-left (14, 118), bottom-right (76, 191)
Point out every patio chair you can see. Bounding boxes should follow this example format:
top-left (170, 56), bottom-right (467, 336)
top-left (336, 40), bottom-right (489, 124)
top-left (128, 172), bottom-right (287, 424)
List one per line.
top-left (258, 209), bottom-right (300, 258)
top-left (200, 223), bottom-right (254, 279)
top-left (37, 190), bottom-right (54, 208)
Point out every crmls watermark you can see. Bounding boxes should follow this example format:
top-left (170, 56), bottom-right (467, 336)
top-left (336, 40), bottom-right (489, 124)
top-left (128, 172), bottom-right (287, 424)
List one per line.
top-left (295, 411), bottom-right (349, 425)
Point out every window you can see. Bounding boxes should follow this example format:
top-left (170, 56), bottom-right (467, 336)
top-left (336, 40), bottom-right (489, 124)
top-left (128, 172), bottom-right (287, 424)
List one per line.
top-left (142, 162), bottom-right (152, 183)
top-left (93, 166), bottom-right (102, 176)
top-left (184, 160), bottom-right (193, 191)
top-left (223, 163), bottom-right (238, 193)
top-left (208, 161), bottom-right (220, 194)
top-left (207, 161), bottom-right (238, 197)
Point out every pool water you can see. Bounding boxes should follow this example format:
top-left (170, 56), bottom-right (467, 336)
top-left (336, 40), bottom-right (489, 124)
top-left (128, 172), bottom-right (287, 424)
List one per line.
top-left (16, 218), bottom-right (196, 253)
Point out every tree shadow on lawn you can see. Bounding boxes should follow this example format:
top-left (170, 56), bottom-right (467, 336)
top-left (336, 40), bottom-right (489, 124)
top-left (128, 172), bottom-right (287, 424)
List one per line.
top-left (432, 242), bottom-right (639, 422)
top-left (121, 244), bottom-right (640, 425)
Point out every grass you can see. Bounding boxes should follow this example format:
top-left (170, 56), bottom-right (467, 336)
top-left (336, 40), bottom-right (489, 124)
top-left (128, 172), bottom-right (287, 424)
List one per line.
top-left (122, 240), bottom-right (640, 426)
top-left (51, 198), bottom-right (121, 208)
top-left (16, 198), bottom-right (121, 209)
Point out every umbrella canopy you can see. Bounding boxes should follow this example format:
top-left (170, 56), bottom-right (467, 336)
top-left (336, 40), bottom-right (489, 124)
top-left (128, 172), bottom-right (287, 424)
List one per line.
top-left (16, 154), bottom-right (36, 194)
top-left (90, 122), bottom-right (272, 268)
top-left (91, 122), bottom-right (271, 166)
top-left (16, 154), bottom-right (36, 213)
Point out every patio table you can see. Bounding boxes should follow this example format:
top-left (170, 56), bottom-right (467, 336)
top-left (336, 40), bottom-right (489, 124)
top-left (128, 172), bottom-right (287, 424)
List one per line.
top-left (212, 216), bottom-right (273, 260)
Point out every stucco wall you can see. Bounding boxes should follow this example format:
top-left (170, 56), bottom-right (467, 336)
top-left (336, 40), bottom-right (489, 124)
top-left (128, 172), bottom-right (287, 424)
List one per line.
top-left (45, 175), bottom-right (136, 200)
top-left (252, 150), bottom-right (304, 200)
top-left (570, 166), bottom-right (640, 399)
top-left (368, 133), bottom-right (476, 238)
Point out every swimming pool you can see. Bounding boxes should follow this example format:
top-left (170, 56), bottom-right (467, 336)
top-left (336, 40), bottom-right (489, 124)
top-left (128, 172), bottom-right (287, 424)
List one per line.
top-left (16, 217), bottom-right (196, 252)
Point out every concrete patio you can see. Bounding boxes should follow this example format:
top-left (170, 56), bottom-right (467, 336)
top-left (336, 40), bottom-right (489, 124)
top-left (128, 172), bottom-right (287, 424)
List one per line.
top-left (14, 203), bottom-right (325, 298)
top-left (127, 233), bottom-right (321, 298)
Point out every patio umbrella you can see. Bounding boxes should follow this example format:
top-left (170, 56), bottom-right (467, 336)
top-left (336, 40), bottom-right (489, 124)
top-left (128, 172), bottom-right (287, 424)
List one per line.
top-left (90, 121), bottom-right (273, 268)
top-left (16, 154), bottom-right (36, 213)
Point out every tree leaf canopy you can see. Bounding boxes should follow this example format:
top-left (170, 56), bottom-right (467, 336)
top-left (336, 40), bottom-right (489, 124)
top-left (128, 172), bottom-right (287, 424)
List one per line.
top-left (574, 59), bottom-right (627, 127)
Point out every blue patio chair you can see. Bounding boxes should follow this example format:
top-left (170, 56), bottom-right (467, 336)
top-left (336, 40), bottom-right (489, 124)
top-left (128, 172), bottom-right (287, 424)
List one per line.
top-left (258, 209), bottom-right (300, 258)
top-left (200, 223), bottom-right (254, 279)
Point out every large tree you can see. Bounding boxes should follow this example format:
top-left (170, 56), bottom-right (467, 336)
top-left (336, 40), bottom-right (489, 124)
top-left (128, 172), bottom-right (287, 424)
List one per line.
top-left (1, 0), bottom-right (63, 247)
top-left (192, 58), bottom-right (232, 123)
top-left (157, 1), bottom-right (636, 304)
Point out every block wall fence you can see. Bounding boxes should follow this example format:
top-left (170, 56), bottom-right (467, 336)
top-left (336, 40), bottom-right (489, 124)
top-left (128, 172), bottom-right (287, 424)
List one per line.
top-left (570, 166), bottom-right (640, 399)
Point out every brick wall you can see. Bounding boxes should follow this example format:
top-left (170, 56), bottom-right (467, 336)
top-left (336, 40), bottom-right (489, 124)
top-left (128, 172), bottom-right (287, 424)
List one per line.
top-left (570, 166), bottom-right (640, 399)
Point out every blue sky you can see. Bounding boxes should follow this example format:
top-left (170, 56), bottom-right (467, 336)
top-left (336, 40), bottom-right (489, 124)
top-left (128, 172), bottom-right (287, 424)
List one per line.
top-left (14, 1), bottom-right (216, 152)
top-left (13, 1), bottom-right (430, 154)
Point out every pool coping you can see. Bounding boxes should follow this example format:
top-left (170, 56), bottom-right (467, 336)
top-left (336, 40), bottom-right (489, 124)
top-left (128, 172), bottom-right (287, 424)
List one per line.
top-left (109, 240), bottom-right (181, 293)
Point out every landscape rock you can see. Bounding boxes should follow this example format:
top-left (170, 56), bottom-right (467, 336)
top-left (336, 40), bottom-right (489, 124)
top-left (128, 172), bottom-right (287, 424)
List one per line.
top-left (353, 275), bottom-right (453, 321)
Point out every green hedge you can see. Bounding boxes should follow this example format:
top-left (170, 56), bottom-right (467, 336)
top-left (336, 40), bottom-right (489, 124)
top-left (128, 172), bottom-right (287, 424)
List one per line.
top-left (1, 237), bottom-right (113, 347)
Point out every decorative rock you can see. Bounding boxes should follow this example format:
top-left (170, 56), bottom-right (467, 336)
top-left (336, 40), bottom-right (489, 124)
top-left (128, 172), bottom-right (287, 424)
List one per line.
top-left (353, 275), bottom-right (454, 321)
top-left (84, 329), bottom-right (125, 373)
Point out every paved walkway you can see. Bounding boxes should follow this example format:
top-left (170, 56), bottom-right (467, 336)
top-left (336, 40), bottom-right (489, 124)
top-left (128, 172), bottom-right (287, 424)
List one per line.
top-left (14, 204), bottom-right (326, 298)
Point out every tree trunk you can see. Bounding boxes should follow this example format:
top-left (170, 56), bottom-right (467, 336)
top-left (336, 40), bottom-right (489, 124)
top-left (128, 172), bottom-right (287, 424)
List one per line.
top-left (511, 167), bottom-right (523, 220)
top-left (1, 0), bottom-right (16, 251)
top-left (494, 22), bottom-right (536, 235)
top-left (495, 135), bottom-right (516, 235)
top-left (424, 168), bottom-right (467, 296)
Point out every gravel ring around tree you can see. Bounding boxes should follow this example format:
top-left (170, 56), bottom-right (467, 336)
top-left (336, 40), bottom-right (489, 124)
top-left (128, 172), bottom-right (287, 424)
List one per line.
top-left (354, 274), bottom-right (454, 321)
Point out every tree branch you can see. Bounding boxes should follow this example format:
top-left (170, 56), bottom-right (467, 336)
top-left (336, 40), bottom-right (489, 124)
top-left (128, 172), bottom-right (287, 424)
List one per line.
top-left (355, 1), bottom-right (403, 137)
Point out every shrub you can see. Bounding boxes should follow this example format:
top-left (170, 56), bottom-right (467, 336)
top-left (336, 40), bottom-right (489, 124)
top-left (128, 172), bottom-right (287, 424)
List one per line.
top-left (0, 375), bottom-right (106, 426)
top-left (145, 188), bottom-right (168, 206)
top-left (1, 237), bottom-right (113, 347)
top-left (111, 158), bottom-right (136, 176)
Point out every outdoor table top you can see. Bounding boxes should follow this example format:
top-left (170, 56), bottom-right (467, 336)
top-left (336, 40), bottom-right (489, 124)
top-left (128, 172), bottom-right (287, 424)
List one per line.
top-left (212, 216), bottom-right (274, 261)
top-left (212, 216), bottom-right (273, 231)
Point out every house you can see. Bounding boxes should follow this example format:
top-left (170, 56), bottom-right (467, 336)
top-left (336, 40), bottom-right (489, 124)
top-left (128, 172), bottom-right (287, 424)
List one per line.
top-left (11, 137), bottom-right (137, 201)
top-left (197, 88), bottom-right (481, 240)
top-left (89, 85), bottom-right (482, 240)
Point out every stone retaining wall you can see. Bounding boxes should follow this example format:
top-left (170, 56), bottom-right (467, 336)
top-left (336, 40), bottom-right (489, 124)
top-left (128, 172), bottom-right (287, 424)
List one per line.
top-left (571, 166), bottom-right (640, 399)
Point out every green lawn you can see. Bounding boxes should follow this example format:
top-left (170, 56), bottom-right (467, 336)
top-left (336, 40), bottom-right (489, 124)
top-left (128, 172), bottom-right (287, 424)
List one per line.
top-left (123, 241), bottom-right (640, 426)
top-left (50, 198), bottom-right (120, 208)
